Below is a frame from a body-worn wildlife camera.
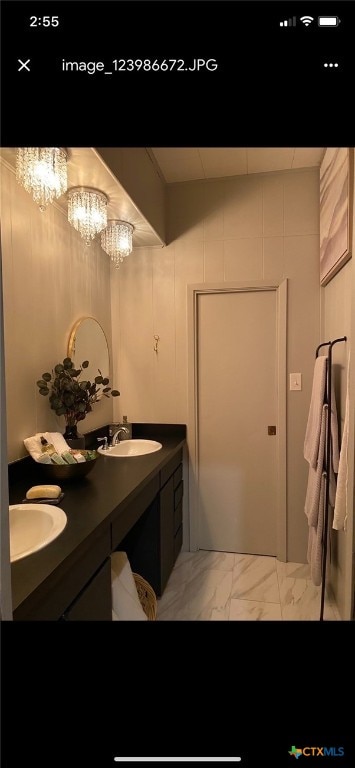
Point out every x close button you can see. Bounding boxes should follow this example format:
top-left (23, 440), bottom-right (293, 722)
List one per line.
top-left (18, 58), bottom-right (31, 72)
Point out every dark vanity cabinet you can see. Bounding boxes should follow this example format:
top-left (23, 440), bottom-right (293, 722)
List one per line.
top-left (117, 450), bottom-right (183, 596)
top-left (62, 559), bottom-right (112, 621)
top-left (13, 528), bottom-right (113, 621)
top-left (11, 437), bottom-right (185, 620)
top-left (160, 460), bottom-right (183, 590)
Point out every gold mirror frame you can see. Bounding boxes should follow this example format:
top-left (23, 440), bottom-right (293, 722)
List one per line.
top-left (68, 317), bottom-right (110, 386)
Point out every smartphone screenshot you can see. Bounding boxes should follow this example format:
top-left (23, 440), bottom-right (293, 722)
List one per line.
top-left (1, 3), bottom-right (354, 767)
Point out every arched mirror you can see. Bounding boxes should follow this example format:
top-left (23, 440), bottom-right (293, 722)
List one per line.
top-left (68, 318), bottom-right (109, 386)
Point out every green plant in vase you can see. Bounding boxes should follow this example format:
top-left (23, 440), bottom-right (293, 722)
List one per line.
top-left (36, 357), bottom-right (120, 441)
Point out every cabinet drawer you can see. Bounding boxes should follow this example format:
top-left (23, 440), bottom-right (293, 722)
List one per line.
top-left (173, 463), bottom-right (183, 489)
top-left (159, 477), bottom-right (175, 595)
top-left (174, 500), bottom-right (183, 535)
top-left (160, 449), bottom-right (183, 487)
top-left (174, 481), bottom-right (183, 510)
top-left (174, 525), bottom-right (183, 561)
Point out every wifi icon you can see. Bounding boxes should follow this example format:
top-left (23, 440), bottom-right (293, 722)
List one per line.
top-left (300, 16), bottom-right (314, 26)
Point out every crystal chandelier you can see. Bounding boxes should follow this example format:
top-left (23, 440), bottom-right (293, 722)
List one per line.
top-left (16, 147), bottom-right (68, 211)
top-left (67, 187), bottom-right (108, 245)
top-left (101, 220), bottom-right (134, 267)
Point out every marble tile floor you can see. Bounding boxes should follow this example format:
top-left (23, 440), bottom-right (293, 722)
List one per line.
top-left (157, 551), bottom-right (340, 621)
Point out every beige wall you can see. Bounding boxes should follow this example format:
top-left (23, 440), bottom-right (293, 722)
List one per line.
top-left (322, 151), bottom-right (355, 619)
top-left (111, 167), bottom-right (321, 562)
top-left (1, 162), bottom-right (114, 463)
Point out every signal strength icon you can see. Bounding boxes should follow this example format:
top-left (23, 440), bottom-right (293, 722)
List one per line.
top-left (280, 17), bottom-right (296, 27)
top-left (300, 16), bottom-right (314, 26)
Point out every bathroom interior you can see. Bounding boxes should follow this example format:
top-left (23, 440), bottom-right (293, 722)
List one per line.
top-left (0, 146), bottom-right (354, 622)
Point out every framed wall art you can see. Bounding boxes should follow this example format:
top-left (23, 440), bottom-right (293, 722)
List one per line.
top-left (320, 147), bottom-right (351, 286)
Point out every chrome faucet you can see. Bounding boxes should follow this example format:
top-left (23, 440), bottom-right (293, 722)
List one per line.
top-left (97, 436), bottom-right (109, 451)
top-left (111, 426), bottom-right (130, 446)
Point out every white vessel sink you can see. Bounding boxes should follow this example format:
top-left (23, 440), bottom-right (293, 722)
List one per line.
top-left (9, 504), bottom-right (67, 563)
top-left (98, 439), bottom-right (162, 457)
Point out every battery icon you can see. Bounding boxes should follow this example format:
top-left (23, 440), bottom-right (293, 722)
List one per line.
top-left (318, 17), bottom-right (340, 27)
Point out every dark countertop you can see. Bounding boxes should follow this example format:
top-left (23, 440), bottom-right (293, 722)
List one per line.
top-left (9, 424), bottom-right (186, 615)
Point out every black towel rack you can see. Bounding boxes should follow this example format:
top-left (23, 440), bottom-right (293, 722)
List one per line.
top-left (315, 336), bottom-right (347, 621)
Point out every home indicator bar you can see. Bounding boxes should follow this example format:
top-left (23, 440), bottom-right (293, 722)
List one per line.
top-left (113, 757), bottom-right (242, 763)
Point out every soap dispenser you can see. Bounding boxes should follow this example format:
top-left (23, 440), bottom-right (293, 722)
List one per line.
top-left (40, 436), bottom-right (56, 456)
top-left (122, 415), bottom-right (132, 439)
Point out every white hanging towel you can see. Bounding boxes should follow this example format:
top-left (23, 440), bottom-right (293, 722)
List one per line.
top-left (305, 404), bottom-right (327, 526)
top-left (304, 356), bottom-right (327, 468)
top-left (307, 472), bottom-right (326, 587)
top-left (333, 353), bottom-right (350, 531)
top-left (111, 552), bottom-right (147, 621)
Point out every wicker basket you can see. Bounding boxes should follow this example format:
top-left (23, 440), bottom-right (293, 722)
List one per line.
top-left (133, 573), bottom-right (157, 621)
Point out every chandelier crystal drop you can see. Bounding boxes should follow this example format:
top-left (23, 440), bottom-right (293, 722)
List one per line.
top-left (67, 187), bottom-right (108, 245)
top-left (101, 220), bottom-right (134, 267)
top-left (16, 147), bottom-right (68, 211)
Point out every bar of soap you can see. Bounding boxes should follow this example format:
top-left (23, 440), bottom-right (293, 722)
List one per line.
top-left (51, 453), bottom-right (66, 464)
top-left (26, 484), bottom-right (62, 499)
top-left (62, 451), bottom-right (76, 464)
top-left (37, 454), bottom-right (52, 464)
top-left (73, 452), bottom-right (86, 463)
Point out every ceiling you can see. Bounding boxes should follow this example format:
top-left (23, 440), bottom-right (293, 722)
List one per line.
top-left (1, 146), bottom-right (325, 248)
top-left (150, 147), bottom-right (325, 184)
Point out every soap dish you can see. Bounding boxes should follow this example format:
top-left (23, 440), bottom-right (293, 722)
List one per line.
top-left (21, 492), bottom-right (65, 505)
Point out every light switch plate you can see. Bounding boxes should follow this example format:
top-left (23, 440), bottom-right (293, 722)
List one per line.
top-left (290, 373), bottom-right (302, 391)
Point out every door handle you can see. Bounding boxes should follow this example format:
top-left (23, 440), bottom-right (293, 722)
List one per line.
top-left (268, 426), bottom-right (277, 435)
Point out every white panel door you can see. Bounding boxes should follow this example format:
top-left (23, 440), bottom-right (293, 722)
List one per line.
top-left (197, 290), bottom-right (278, 555)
